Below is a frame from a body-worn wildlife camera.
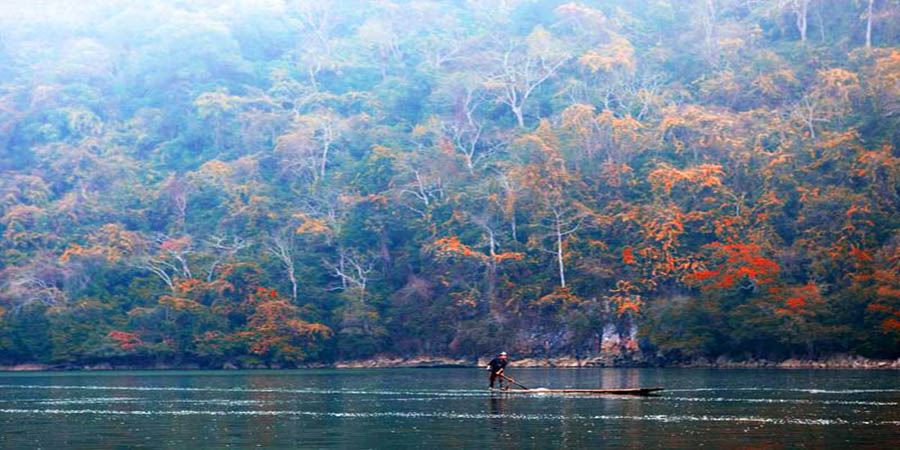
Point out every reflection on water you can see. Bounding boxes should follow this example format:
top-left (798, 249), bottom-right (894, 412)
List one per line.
top-left (0, 368), bottom-right (898, 448)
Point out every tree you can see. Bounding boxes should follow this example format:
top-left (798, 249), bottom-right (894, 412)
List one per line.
top-left (267, 229), bottom-right (298, 303)
top-left (866, 0), bottom-right (875, 48)
top-left (235, 287), bottom-right (332, 364)
top-left (288, 0), bottom-right (343, 91)
top-left (275, 109), bottom-right (356, 184)
top-left (483, 26), bottom-right (570, 128)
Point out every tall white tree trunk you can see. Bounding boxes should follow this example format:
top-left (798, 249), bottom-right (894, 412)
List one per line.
top-left (555, 213), bottom-right (566, 288)
top-left (268, 235), bottom-right (298, 302)
top-left (866, 0), bottom-right (874, 48)
top-left (793, 0), bottom-right (809, 43)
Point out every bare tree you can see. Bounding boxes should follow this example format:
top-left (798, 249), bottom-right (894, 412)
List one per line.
top-left (397, 166), bottom-right (444, 220)
top-left (290, 0), bottom-right (340, 91)
top-left (533, 199), bottom-right (586, 288)
top-left (324, 249), bottom-right (376, 302)
top-left (485, 27), bottom-right (569, 128)
top-left (791, 96), bottom-right (827, 139)
top-left (205, 235), bottom-right (251, 282)
top-left (0, 260), bottom-right (68, 313)
top-left (441, 120), bottom-right (503, 175)
top-left (132, 234), bottom-right (194, 293)
top-left (266, 231), bottom-right (298, 302)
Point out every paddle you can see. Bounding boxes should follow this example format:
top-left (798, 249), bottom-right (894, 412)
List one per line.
top-left (500, 373), bottom-right (530, 390)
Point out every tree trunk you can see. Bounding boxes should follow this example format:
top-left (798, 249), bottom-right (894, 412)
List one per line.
top-left (866, 0), bottom-right (874, 48)
top-left (512, 105), bottom-right (525, 128)
top-left (703, 0), bottom-right (716, 58)
top-left (556, 218), bottom-right (566, 288)
top-left (287, 264), bottom-right (298, 303)
top-left (320, 141), bottom-right (329, 178)
top-left (795, 0), bottom-right (808, 43)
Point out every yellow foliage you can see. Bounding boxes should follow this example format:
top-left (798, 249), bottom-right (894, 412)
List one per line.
top-left (195, 90), bottom-right (239, 118)
top-left (554, 2), bottom-right (607, 28)
top-left (752, 69), bottom-right (799, 97)
top-left (371, 144), bottom-right (398, 160)
top-left (293, 213), bottom-right (332, 235)
top-left (198, 159), bottom-right (232, 178)
top-left (159, 295), bottom-right (206, 313)
top-left (60, 223), bottom-right (144, 263)
top-left (579, 35), bottom-right (635, 73)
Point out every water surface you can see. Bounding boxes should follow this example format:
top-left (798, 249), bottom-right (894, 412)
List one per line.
top-left (1, 368), bottom-right (898, 448)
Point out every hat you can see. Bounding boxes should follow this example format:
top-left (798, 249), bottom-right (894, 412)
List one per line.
top-left (499, 351), bottom-right (508, 356)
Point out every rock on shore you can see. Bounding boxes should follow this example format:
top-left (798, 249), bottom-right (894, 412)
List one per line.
top-left (333, 356), bottom-right (473, 368)
top-left (3, 354), bottom-right (900, 371)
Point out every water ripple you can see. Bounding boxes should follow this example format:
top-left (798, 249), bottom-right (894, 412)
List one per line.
top-left (1, 408), bottom-right (898, 426)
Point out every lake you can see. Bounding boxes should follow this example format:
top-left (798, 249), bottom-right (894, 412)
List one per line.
top-left (1, 368), bottom-right (898, 448)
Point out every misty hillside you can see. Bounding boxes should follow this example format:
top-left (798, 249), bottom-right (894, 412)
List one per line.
top-left (1, 0), bottom-right (899, 368)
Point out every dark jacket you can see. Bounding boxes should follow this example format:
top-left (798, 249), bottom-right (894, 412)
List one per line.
top-left (487, 357), bottom-right (508, 373)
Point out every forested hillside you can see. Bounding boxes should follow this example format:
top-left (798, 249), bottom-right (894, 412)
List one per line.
top-left (1, 0), bottom-right (899, 368)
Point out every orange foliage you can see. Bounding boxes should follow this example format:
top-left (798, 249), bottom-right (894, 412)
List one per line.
top-left (648, 164), bottom-right (724, 195)
top-left (849, 246), bottom-right (874, 262)
top-left (160, 236), bottom-right (191, 252)
top-left (605, 280), bottom-right (645, 316)
top-left (773, 284), bottom-right (823, 317)
top-left (587, 239), bottom-right (608, 249)
top-left (534, 287), bottom-right (580, 308)
top-left (492, 252), bottom-right (524, 262)
top-left (58, 244), bottom-right (85, 263)
top-left (845, 203), bottom-right (870, 218)
top-left (785, 297), bottom-right (806, 310)
top-left (159, 295), bottom-right (205, 313)
top-left (881, 318), bottom-right (900, 333)
top-left (622, 247), bottom-right (635, 264)
top-left (435, 236), bottom-right (479, 258)
top-left (238, 297), bottom-right (333, 357)
top-left (687, 242), bottom-right (779, 289)
top-left (687, 270), bottom-right (720, 282)
top-left (617, 300), bottom-right (640, 314)
top-left (294, 215), bottom-right (331, 235)
top-left (867, 304), bottom-right (894, 313)
top-left (176, 278), bottom-right (204, 293)
top-left (434, 236), bottom-right (523, 264)
top-left (108, 330), bottom-right (141, 350)
top-left (876, 286), bottom-right (900, 298)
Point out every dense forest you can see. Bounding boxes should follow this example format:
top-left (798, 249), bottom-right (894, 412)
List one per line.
top-left (1, 0), bottom-right (900, 368)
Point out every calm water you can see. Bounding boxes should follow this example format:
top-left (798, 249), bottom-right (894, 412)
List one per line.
top-left (1, 368), bottom-right (899, 448)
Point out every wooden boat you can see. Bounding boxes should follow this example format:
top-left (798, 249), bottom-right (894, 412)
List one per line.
top-left (490, 387), bottom-right (663, 395)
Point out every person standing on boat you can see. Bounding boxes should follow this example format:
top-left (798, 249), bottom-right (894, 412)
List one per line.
top-left (486, 352), bottom-right (509, 389)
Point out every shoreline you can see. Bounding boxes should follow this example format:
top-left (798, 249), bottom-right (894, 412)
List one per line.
top-left (2, 354), bottom-right (899, 371)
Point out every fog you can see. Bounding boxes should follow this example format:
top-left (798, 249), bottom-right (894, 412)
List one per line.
top-left (1, 0), bottom-right (899, 368)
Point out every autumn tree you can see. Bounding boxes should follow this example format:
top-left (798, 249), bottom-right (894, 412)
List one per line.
top-left (483, 26), bottom-right (570, 128)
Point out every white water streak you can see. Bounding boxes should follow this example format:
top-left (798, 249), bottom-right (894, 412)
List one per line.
top-left (662, 396), bottom-right (899, 406)
top-left (0, 384), bottom-right (486, 397)
top-left (665, 388), bottom-right (900, 394)
top-left (2, 408), bottom-right (898, 426)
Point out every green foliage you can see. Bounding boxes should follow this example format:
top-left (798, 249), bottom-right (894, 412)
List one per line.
top-left (1, 0), bottom-right (900, 367)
